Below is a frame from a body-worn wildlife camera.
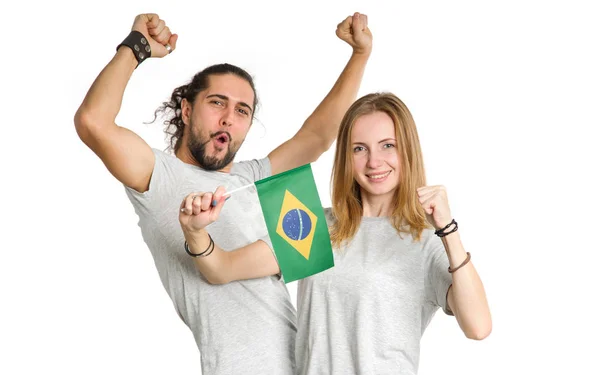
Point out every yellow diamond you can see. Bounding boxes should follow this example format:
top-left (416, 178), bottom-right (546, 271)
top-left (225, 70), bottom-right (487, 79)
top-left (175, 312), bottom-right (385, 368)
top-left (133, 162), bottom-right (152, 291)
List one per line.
top-left (276, 190), bottom-right (317, 260)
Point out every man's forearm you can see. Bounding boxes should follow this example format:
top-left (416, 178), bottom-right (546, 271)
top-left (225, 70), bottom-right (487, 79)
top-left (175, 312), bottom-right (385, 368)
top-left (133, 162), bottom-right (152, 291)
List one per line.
top-left (183, 229), bottom-right (234, 285)
top-left (301, 50), bottom-right (371, 147)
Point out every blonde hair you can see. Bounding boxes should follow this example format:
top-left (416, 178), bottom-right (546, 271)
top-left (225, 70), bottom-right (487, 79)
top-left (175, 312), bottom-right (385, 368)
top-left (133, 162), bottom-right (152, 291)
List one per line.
top-left (330, 92), bottom-right (429, 248)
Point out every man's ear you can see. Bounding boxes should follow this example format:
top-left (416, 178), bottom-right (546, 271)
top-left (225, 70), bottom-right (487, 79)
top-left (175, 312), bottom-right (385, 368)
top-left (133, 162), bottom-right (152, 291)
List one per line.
top-left (181, 98), bottom-right (191, 126)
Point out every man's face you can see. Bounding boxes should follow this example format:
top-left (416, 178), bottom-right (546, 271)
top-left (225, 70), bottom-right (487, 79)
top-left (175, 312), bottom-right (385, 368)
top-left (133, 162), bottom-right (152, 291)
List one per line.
top-left (185, 74), bottom-right (255, 171)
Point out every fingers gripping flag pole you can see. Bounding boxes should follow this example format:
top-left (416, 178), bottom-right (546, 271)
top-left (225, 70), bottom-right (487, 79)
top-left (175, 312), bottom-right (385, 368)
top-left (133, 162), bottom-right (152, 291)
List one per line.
top-left (252, 164), bottom-right (334, 283)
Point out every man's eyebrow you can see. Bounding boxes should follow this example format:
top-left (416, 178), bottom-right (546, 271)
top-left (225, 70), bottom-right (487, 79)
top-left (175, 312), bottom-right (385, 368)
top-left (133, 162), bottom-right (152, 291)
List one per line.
top-left (206, 94), bottom-right (253, 113)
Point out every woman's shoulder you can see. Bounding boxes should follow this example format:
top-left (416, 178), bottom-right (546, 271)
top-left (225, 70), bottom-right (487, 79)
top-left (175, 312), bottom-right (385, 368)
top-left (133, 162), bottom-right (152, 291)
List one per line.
top-left (322, 207), bottom-right (336, 226)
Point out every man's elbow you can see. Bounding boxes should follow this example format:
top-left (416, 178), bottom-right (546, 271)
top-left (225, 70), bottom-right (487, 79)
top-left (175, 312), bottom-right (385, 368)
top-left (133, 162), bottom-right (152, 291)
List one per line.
top-left (298, 128), bottom-right (335, 162)
top-left (321, 137), bottom-right (335, 154)
top-left (74, 108), bottom-right (101, 144)
top-left (198, 267), bottom-right (232, 285)
top-left (205, 274), bottom-right (231, 285)
top-left (465, 321), bottom-right (492, 341)
top-left (74, 108), bottom-right (91, 138)
top-left (308, 137), bottom-right (334, 164)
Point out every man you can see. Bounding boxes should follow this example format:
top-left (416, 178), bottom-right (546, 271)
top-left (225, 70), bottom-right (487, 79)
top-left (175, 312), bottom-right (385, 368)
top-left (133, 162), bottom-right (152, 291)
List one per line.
top-left (74, 12), bottom-right (372, 375)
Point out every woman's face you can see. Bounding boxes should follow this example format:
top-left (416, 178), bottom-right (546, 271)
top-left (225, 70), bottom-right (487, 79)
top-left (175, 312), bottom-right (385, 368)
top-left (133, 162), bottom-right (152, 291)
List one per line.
top-left (351, 111), bottom-right (401, 202)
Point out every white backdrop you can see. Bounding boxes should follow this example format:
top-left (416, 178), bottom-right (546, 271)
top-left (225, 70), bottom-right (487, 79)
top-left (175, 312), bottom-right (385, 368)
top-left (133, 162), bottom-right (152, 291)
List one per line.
top-left (2, 0), bottom-right (599, 374)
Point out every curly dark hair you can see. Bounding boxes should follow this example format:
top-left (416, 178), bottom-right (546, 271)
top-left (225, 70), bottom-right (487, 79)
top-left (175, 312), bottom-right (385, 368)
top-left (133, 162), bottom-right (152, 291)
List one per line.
top-left (153, 63), bottom-right (259, 153)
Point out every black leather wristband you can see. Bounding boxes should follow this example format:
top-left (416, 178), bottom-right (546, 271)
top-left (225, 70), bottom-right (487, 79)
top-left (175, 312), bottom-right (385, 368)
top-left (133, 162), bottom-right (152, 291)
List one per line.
top-left (116, 31), bottom-right (151, 67)
top-left (434, 219), bottom-right (458, 237)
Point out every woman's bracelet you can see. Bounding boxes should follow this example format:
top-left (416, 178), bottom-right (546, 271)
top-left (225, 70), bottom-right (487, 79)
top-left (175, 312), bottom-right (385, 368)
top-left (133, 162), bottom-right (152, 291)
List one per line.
top-left (435, 219), bottom-right (458, 237)
top-left (448, 252), bottom-right (471, 273)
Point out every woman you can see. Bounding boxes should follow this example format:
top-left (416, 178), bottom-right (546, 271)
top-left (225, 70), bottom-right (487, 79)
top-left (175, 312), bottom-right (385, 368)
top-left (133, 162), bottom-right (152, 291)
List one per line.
top-left (179, 93), bottom-right (491, 375)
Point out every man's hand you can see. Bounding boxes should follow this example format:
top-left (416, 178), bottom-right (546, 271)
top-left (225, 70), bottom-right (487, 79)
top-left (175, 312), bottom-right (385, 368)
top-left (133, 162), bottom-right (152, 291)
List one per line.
top-left (131, 13), bottom-right (178, 58)
top-left (179, 186), bottom-right (227, 233)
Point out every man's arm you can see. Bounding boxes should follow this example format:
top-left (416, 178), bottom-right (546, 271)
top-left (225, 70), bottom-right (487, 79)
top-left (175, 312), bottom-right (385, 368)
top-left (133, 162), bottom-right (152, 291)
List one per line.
top-left (74, 14), bottom-right (177, 193)
top-left (268, 12), bottom-right (373, 175)
top-left (179, 188), bottom-right (280, 284)
top-left (185, 232), bottom-right (279, 285)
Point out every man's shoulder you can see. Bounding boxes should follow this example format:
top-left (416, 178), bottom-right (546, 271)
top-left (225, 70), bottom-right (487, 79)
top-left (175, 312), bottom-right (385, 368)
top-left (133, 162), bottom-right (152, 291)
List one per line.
top-left (231, 157), bottom-right (272, 182)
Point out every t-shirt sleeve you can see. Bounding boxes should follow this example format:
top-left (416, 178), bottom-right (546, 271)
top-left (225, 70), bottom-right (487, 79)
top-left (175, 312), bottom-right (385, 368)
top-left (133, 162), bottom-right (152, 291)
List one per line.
top-left (233, 158), bottom-right (279, 279)
top-left (423, 231), bottom-right (454, 316)
top-left (256, 233), bottom-right (283, 281)
top-left (124, 149), bottom-right (180, 211)
top-left (231, 157), bottom-right (272, 183)
top-left (231, 158), bottom-right (278, 278)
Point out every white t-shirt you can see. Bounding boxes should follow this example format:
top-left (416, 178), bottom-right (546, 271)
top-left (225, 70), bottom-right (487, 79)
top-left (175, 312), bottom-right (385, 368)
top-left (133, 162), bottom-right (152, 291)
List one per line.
top-left (296, 209), bottom-right (453, 375)
top-left (125, 149), bottom-right (296, 375)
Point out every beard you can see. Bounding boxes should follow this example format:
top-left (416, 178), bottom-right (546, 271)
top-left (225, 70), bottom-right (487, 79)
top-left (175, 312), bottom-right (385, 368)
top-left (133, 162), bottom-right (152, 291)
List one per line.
top-left (187, 128), bottom-right (239, 171)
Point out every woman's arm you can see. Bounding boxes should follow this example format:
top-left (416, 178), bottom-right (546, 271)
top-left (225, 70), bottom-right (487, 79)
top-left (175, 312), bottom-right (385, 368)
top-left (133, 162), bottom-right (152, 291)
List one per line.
top-left (442, 232), bottom-right (492, 340)
top-left (418, 185), bottom-right (492, 340)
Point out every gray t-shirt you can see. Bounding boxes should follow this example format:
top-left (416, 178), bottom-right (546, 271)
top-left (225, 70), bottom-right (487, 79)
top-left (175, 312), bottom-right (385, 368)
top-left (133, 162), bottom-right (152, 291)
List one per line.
top-left (296, 209), bottom-right (453, 375)
top-left (125, 149), bottom-right (296, 375)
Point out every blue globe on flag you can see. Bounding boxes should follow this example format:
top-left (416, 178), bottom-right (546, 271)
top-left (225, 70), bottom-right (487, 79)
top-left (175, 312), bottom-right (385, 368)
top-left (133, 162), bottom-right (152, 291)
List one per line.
top-left (282, 209), bottom-right (312, 241)
top-left (275, 189), bottom-right (320, 260)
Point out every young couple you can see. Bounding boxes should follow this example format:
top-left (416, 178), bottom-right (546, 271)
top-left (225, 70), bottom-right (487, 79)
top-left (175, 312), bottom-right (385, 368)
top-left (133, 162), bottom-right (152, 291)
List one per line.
top-left (76, 12), bottom-right (490, 375)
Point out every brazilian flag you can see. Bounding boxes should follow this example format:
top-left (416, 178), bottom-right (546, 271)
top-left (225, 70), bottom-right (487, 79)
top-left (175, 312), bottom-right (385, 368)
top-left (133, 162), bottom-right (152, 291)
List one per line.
top-left (255, 164), bottom-right (334, 283)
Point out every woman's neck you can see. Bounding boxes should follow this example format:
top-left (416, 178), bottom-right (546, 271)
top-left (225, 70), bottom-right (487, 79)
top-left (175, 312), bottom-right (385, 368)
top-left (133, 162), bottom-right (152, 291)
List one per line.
top-left (360, 191), bottom-right (394, 217)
